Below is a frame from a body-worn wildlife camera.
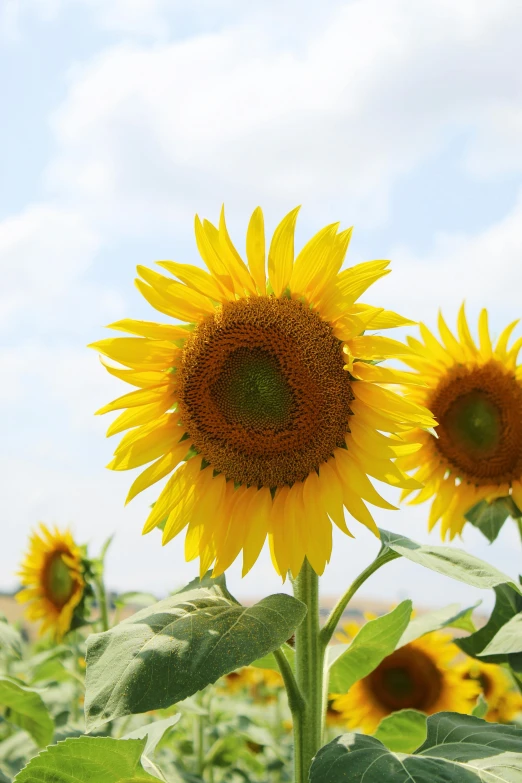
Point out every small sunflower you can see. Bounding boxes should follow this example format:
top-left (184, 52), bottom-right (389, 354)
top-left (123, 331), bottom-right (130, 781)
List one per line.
top-left (331, 629), bottom-right (479, 733)
top-left (90, 207), bottom-right (435, 577)
top-left (16, 524), bottom-right (85, 640)
top-left (221, 667), bottom-right (283, 702)
top-left (397, 306), bottom-right (522, 539)
top-left (465, 660), bottom-right (522, 723)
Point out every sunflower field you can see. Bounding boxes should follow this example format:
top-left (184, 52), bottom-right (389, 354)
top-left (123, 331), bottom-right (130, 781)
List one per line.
top-left (3, 209), bottom-right (522, 783)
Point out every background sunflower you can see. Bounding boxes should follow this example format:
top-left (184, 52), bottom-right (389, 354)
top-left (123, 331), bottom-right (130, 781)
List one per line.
top-left (16, 524), bottom-right (86, 640)
top-left (91, 207), bottom-right (435, 578)
top-left (330, 627), bottom-right (479, 733)
top-left (397, 305), bottom-right (522, 539)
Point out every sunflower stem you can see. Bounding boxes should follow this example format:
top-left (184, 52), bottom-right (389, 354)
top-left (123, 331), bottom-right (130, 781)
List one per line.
top-left (95, 568), bottom-right (110, 633)
top-left (319, 545), bottom-right (400, 649)
top-left (292, 558), bottom-right (323, 782)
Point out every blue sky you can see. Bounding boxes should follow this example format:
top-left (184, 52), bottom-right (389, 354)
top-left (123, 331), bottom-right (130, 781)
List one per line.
top-left (2, 0), bottom-right (522, 612)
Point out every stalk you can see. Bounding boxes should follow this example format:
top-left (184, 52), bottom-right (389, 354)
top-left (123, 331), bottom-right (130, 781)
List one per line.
top-left (292, 559), bottom-right (323, 782)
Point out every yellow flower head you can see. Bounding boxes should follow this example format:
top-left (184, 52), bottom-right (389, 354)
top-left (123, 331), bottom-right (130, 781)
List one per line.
top-left (331, 629), bottom-right (480, 733)
top-left (465, 660), bottom-right (522, 724)
top-left (16, 524), bottom-right (85, 641)
top-left (90, 207), bottom-right (435, 578)
top-left (397, 305), bottom-right (522, 539)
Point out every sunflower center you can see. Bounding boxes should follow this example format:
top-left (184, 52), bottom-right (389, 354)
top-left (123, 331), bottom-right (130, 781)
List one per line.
top-left (368, 646), bottom-right (442, 712)
top-left (44, 552), bottom-right (75, 608)
top-left (429, 361), bottom-right (522, 485)
top-left (212, 347), bottom-right (294, 430)
top-left (443, 392), bottom-right (501, 454)
top-left (177, 296), bottom-right (353, 488)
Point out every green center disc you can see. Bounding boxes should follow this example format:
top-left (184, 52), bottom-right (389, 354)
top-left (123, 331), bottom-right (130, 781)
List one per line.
top-left (443, 391), bottom-right (501, 454)
top-left (46, 553), bottom-right (75, 607)
top-left (211, 347), bottom-right (294, 431)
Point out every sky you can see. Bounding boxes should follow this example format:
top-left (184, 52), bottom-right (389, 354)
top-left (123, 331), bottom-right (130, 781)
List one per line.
top-left (2, 0), bottom-right (522, 614)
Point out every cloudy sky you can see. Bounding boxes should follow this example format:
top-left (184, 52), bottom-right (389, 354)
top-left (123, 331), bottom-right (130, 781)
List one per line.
top-left (2, 0), bottom-right (522, 612)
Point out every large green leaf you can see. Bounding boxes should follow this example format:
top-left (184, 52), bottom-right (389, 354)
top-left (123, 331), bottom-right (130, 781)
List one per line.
top-left (85, 573), bottom-right (306, 730)
top-left (373, 710), bottom-right (427, 753)
top-left (122, 715), bottom-right (182, 780)
top-left (380, 529), bottom-right (521, 591)
top-left (480, 614), bottom-right (522, 656)
top-left (0, 615), bottom-right (22, 659)
top-left (13, 737), bottom-right (157, 783)
top-left (0, 676), bottom-right (54, 747)
top-left (465, 499), bottom-right (510, 543)
top-left (457, 583), bottom-right (522, 663)
top-left (310, 712), bottom-right (522, 782)
top-left (398, 602), bottom-right (479, 647)
top-left (328, 601), bottom-right (412, 693)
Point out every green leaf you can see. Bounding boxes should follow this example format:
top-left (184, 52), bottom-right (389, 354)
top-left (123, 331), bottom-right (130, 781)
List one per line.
top-left (122, 715), bottom-right (182, 780)
top-left (0, 615), bottom-right (22, 659)
top-left (398, 602), bottom-right (480, 647)
top-left (457, 583), bottom-right (522, 663)
top-left (373, 710), bottom-right (427, 753)
top-left (480, 613), bottom-right (522, 656)
top-left (250, 643), bottom-right (295, 673)
top-left (85, 573), bottom-right (306, 730)
top-left (310, 712), bottom-right (522, 783)
top-left (472, 694), bottom-right (489, 718)
top-left (0, 676), bottom-right (54, 747)
top-left (13, 737), bottom-right (157, 783)
top-left (328, 601), bottom-right (412, 693)
top-left (465, 498), bottom-right (510, 543)
top-left (380, 528), bottom-right (521, 592)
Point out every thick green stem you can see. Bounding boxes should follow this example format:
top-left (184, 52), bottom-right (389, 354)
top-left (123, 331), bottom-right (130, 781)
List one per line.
top-left (293, 559), bottom-right (323, 782)
top-left (320, 547), bottom-right (399, 649)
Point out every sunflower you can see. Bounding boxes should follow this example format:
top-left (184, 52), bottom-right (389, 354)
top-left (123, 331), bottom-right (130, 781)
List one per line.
top-left (221, 667), bottom-right (283, 702)
top-left (16, 524), bottom-right (85, 640)
top-left (90, 206), bottom-right (435, 578)
top-left (397, 306), bottom-right (522, 539)
top-left (465, 660), bottom-right (522, 723)
top-left (331, 629), bottom-right (479, 733)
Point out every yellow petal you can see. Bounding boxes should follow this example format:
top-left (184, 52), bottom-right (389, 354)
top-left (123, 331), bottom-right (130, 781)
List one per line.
top-left (194, 215), bottom-right (235, 295)
top-left (437, 310), bottom-right (466, 362)
top-left (108, 420), bottom-right (181, 471)
top-left (156, 261), bottom-right (227, 302)
top-left (289, 222), bottom-right (339, 297)
top-left (106, 398), bottom-right (174, 437)
top-left (106, 318), bottom-right (191, 341)
top-left (219, 206), bottom-right (257, 295)
top-left (495, 319), bottom-right (519, 359)
top-left (137, 265), bottom-right (215, 319)
top-left (478, 309), bottom-right (492, 360)
top-left (125, 441), bottom-right (190, 504)
top-left (142, 457), bottom-right (201, 533)
top-left (99, 359), bottom-right (170, 389)
top-left (89, 337), bottom-right (179, 370)
top-left (349, 335), bottom-right (415, 360)
top-left (457, 303), bottom-right (478, 358)
top-left (419, 323), bottom-right (453, 366)
top-left (268, 206), bottom-right (300, 296)
top-left (213, 486), bottom-right (255, 575)
top-left (354, 305), bottom-right (415, 330)
top-left (242, 487), bottom-right (272, 576)
top-left (334, 448), bottom-right (397, 510)
top-left (96, 385), bottom-right (169, 415)
top-left (269, 486), bottom-right (291, 577)
top-left (317, 460), bottom-right (353, 536)
top-left (309, 227), bottom-right (353, 302)
top-left (301, 472), bottom-right (332, 575)
top-left (246, 207), bottom-right (266, 294)
top-left (185, 472), bottom-right (226, 561)
top-left (350, 362), bottom-right (424, 386)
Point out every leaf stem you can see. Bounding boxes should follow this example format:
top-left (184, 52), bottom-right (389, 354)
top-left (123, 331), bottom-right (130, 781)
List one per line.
top-left (319, 546), bottom-right (399, 649)
top-left (292, 559), bottom-right (323, 782)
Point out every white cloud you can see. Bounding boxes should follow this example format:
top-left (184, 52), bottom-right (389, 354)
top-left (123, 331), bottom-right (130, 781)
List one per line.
top-left (43, 0), bottom-right (522, 235)
top-left (370, 190), bottom-right (522, 329)
top-left (0, 204), bottom-right (101, 333)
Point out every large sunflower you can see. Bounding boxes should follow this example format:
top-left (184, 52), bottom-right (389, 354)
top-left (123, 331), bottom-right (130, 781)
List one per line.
top-left (465, 660), bottom-right (522, 724)
top-left (331, 629), bottom-right (479, 733)
top-left (397, 306), bottom-right (522, 539)
top-left (16, 524), bottom-right (85, 640)
top-left (90, 207), bottom-right (434, 577)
